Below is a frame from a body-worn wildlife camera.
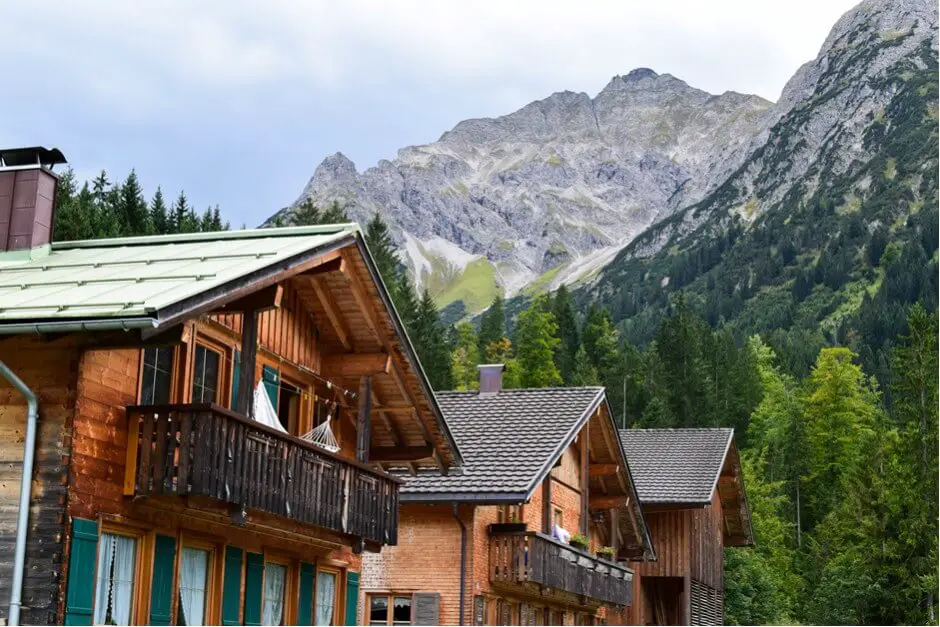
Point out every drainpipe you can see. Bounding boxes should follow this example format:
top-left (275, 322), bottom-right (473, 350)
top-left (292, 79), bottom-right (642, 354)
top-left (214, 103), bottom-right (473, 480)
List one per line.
top-left (453, 503), bottom-right (467, 626)
top-left (0, 360), bottom-right (38, 627)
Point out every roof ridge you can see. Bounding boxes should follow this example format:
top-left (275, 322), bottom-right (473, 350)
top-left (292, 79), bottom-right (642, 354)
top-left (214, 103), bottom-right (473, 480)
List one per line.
top-left (52, 223), bottom-right (361, 250)
top-left (435, 385), bottom-right (604, 395)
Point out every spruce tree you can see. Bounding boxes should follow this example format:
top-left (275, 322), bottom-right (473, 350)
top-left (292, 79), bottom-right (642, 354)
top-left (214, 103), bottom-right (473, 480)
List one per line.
top-left (292, 198), bottom-right (322, 225)
top-left (569, 346), bottom-right (599, 386)
top-left (451, 322), bottom-right (480, 390)
top-left (478, 295), bottom-right (506, 358)
top-left (513, 295), bottom-right (562, 388)
top-left (150, 187), bottom-right (169, 235)
top-left (118, 170), bottom-right (150, 235)
top-left (553, 284), bottom-right (580, 383)
top-left (410, 289), bottom-right (454, 390)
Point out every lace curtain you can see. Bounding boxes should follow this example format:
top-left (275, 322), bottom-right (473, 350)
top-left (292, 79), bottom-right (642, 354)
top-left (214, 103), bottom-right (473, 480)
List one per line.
top-left (263, 563), bottom-right (287, 626)
top-left (93, 533), bottom-right (136, 625)
top-left (178, 547), bottom-right (209, 626)
top-left (315, 572), bottom-right (337, 625)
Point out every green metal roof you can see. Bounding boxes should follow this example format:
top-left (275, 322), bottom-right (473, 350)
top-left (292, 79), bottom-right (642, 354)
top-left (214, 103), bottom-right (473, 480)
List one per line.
top-left (0, 224), bottom-right (358, 324)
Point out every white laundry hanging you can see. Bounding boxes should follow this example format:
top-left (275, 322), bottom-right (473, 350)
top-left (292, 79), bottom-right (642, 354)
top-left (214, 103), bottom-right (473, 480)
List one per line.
top-left (251, 382), bottom-right (287, 434)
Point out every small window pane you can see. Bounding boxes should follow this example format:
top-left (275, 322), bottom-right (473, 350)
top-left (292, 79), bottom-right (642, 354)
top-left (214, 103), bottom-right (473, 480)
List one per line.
top-left (192, 346), bottom-right (220, 403)
top-left (178, 547), bottom-right (210, 626)
top-left (93, 533), bottom-right (137, 625)
top-left (369, 596), bottom-right (388, 625)
top-left (392, 596), bottom-right (411, 625)
top-left (141, 347), bottom-right (173, 404)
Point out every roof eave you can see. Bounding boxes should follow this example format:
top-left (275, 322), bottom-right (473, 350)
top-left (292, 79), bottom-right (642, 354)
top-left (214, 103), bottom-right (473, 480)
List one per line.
top-left (400, 491), bottom-right (530, 504)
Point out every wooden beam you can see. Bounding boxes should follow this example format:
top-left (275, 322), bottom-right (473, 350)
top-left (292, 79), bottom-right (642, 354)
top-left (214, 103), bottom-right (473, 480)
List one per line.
top-left (589, 495), bottom-right (628, 510)
top-left (624, 496), bottom-right (644, 554)
top-left (296, 274), bottom-right (352, 350)
top-left (321, 352), bottom-right (391, 377)
top-left (303, 257), bottom-right (345, 277)
top-left (368, 445), bottom-right (434, 462)
top-left (218, 284), bottom-right (283, 313)
top-left (372, 404), bottom-right (416, 413)
top-left (356, 376), bottom-right (372, 463)
top-left (542, 476), bottom-right (553, 534)
top-left (596, 405), bottom-right (631, 496)
top-left (236, 310), bottom-right (258, 417)
top-left (580, 424), bottom-right (589, 535)
top-left (589, 464), bottom-right (619, 477)
top-left (609, 508), bottom-right (620, 552)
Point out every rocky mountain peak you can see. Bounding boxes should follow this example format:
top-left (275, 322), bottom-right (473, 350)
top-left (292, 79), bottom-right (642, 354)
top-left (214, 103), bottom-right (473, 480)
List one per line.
top-left (313, 152), bottom-right (358, 184)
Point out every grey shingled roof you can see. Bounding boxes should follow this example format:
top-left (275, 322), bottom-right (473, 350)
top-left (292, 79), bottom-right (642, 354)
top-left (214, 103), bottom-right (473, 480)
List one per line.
top-left (618, 428), bottom-right (733, 504)
top-left (400, 387), bottom-right (605, 502)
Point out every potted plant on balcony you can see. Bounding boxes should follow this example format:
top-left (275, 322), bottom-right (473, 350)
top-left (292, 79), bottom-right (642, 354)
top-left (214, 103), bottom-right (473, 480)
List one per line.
top-left (489, 515), bottom-right (527, 534)
top-left (597, 546), bottom-right (616, 560)
top-left (569, 533), bottom-right (589, 551)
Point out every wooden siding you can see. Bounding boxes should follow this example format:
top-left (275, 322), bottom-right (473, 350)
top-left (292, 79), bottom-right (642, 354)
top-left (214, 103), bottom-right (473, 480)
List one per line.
top-left (0, 336), bottom-right (78, 625)
top-left (689, 496), bottom-right (724, 590)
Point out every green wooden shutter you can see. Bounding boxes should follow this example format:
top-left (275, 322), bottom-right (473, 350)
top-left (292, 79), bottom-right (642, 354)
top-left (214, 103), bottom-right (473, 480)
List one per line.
top-left (243, 552), bottom-right (264, 626)
top-left (231, 349), bottom-right (241, 409)
top-left (262, 365), bottom-right (279, 411)
top-left (221, 546), bottom-right (244, 626)
top-left (64, 518), bottom-right (99, 626)
top-left (149, 534), bottom-right (177, 625)
top-left (297, 563), bottom-right (315, 626)
top-left (344, 571), bottom-right (360, 626)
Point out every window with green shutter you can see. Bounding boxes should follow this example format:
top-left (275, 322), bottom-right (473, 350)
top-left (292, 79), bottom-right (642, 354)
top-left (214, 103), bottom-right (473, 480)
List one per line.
top-left (149, 534), bottom-right (177, 625)
top-left (64, 518), bottom-right (99, 626)
top-left (344, 572), bottom-right (360, 626)
top-left (231, 350), bottom-right (241, 409)
top-left (243, 552), bottom-right (264, 626)
top-left (262, 365), bottom-right (279, 411)
top-left (298, 563), bottom-right (316, 626)
top-left (221, 546), bottom-right (244, 626)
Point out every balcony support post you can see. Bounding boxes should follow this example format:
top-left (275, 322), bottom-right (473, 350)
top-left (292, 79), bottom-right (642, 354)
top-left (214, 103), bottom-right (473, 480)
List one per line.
top-left (356, 376), bottom-right (372, 463)
top-left (236, 308), bottom-right (258, 417)
top-left (580, 423), bottom-right (590, 536)
top-left (542, 476), bottom-right (552, 534)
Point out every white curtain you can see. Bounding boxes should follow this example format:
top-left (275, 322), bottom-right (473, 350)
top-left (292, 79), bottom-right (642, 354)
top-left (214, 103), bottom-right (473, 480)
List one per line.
top-left (94, 533), bottom-right (136, 625)
top-left (315, 572), bottom-right (337, 626)
top-left (179, 548), bottom-right (209, 626)
top-left (253, 382), bottom-right (288, 434)
top-left (111, 536), bottom-right (136, 626)
top-left (263, 563), bottom-right (287, 626)
top-left (93, 535), bottom-right (116, 625)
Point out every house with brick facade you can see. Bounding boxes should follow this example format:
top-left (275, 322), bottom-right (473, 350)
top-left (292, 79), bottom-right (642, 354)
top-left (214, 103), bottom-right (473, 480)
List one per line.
top-left (618, 429), bottom-right (753, 626)
top-left (361, 365), bottom-right (655, 626)
top-left (0, 148), bottom-right (462, 626)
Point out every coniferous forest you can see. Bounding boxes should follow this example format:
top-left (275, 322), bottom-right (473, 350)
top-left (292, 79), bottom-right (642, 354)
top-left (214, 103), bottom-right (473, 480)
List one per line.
top-left (52, 159), bottom-right (938, 625)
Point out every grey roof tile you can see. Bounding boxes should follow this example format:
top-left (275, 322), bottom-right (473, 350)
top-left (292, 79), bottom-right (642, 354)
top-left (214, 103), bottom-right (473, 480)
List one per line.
top-left (400, 387), bottom-right (605, 499)
top-left (618, 428), bottom-right (733, 504)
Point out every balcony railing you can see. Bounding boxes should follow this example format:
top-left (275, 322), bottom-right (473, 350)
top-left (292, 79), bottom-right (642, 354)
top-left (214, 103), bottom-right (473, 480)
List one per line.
top-left (489, 530), bottom-right (633, 607)
top-left (125, 403), bottom-right (400, 545)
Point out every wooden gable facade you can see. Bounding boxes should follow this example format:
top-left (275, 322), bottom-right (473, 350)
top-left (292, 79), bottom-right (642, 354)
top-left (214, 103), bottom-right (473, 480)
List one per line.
top-left (0, 227), bottom-right (459, 626)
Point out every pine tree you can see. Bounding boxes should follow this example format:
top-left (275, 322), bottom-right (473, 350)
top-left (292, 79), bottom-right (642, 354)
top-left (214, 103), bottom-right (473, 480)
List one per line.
top-left (292, 199), bottom-right (322, 225)
top-left (118, 170), bottom-right (150, 235)
top-left (553, 284), bottom-right (580, 383)
top-left (478, 295), bottom-right (507, 358)
top-left (410, 289), bottom-right (454, 390)
top-left (451, 322), bottom-right (480, 390)
top-left (569, 346), bottom-right (599, 386)
top-left (170, 191), bottom-right (189, 234)
top-left (513, 296), bottom-right (562, 388)
top-left (150, 187), bottom-right (169, 235)
top-left (320, 201), bottom-right (348, 224)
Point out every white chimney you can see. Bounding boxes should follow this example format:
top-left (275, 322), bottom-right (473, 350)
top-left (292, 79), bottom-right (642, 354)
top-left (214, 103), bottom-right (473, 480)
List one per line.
top-left (477, 364), bottom-right (505, 394)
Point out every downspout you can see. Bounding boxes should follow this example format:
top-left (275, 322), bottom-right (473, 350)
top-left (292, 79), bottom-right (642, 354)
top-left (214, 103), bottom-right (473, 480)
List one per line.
top-left (453, 503), bottom-right (467, 626)
top-left (0, 360), bottom-right (38, 627)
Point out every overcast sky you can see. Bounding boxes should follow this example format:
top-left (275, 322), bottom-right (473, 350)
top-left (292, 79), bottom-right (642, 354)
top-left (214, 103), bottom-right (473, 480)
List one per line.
top-left (1, 0), bottom-right (859, 228)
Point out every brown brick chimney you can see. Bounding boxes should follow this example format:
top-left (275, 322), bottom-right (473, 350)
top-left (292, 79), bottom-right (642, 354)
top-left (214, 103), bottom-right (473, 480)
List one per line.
top-left (0, 147), bottom-right (67, 252)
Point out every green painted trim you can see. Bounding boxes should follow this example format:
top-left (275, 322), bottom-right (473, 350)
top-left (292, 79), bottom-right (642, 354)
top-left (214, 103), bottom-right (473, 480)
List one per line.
top-left (221, 546), bottom-right (244, 626)
top-left (63, 518), bottom-right (99, 626)
top-left (243, 552), bottom-right (264, 626)
top-left (54, 224), bottom-right (360, 250)
top-left (344, 571), bottom-right (360, 626)
top-left (298, 563), bottom-right (315, 626)
top-left (149, 535), bottom-right (177, 625)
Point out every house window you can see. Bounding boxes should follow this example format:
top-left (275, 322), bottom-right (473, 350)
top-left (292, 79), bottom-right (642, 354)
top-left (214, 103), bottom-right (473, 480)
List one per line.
top-left (177, 546), bottom-right (212, 626)
top-left (93, 531), bottom-right (139, 625)
top-left (497, 505), bottom-right (522, 523)
top-left (367, 594), bottom-right (412, 625)
top-left (192, 345), bottom-right (221, 403)
top-left (277, 378), bottom-right (302, 434)
top-left (553, 508), bottom-right (564, 529)
top-left (263, 562), bottom-right (288, 626)
top-left (315, 569), bottom-right (339, 625)
top-left (141, 347), bottom-right (173, 404)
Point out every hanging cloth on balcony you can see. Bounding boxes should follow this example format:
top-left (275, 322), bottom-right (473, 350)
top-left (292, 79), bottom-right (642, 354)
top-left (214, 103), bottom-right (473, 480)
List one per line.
top-left (251, 381), bottom-right (288, 434)
top-left (299, 401), bottom-right (341, 454)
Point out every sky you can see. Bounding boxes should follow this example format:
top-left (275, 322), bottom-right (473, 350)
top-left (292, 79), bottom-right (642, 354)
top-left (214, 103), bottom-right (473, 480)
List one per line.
top-left (0, 0), bottom-right (860, 228)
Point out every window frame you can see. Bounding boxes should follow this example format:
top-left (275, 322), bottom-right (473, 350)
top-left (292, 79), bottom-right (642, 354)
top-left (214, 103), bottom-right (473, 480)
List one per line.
top-left (313, 565), bottom-right (342, 626)
top-left (93, 522), bottom-right (152, 626)
top-left (139, 346), bottom-right (176, 405)
top-left (365, 593), bottom-right (414, 626)
top-left (175, 533), bottom-right (222, 626)
top-left (261, 552), bottom-right (295, 627)
top-left (191, 341), bottom-right (225, 405)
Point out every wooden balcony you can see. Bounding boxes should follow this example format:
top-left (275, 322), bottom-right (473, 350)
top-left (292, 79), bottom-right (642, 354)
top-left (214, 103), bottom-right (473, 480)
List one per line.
top-left (124, 403), bottom-right (400, 546)
top-left (489, 530), bottom-right (633, 607)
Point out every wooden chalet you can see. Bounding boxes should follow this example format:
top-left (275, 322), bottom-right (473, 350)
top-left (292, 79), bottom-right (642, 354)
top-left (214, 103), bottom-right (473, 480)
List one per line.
top-left (359, 365), bottom-right (655, 626)
top-left (0, 149), bottom-right (461, 626)
top-left (618, 429), bottom-right (753, 626)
